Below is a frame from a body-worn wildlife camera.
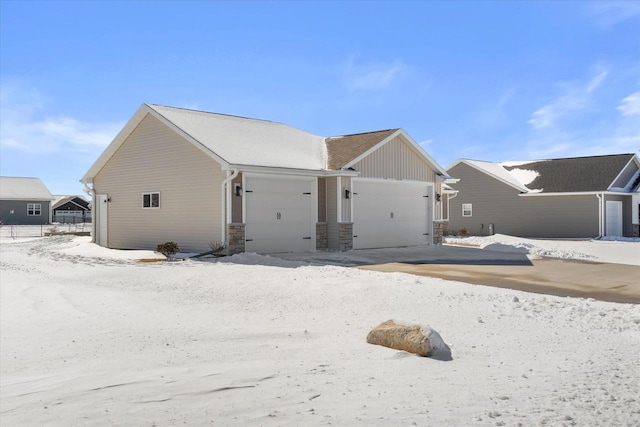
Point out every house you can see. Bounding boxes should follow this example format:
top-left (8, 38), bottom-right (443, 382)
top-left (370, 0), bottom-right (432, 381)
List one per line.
top-left (52, 195), bottom-right (91, 223)
top-left (80, 104), bottom-right (452, 253)
top-left (446, 153), bottom-right (640, 238)
top-left (0, 177), bottom-right (54, 225)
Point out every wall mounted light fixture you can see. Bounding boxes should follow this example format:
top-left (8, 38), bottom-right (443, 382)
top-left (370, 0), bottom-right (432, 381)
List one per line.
top-left (345, 189), bottom-right (351, 199)
top-left (235, 185), bottom-right (243, 197)
top-left (436, 193), bottom-right (441, 202)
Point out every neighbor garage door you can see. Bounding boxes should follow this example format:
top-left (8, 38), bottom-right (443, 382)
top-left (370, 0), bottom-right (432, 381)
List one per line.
top-left (244, 174), bottom-right (316, 253)
top-left (352, 179), bottom-right (432, 249)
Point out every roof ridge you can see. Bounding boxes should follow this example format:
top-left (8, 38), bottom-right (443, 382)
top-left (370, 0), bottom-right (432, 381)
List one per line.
top-left (147, 103), bottom-right (279, 125)
top-left (328, 128), bottom-right (399, 139)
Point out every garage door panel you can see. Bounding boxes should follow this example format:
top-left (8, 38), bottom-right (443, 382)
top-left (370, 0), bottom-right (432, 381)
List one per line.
top-left (245, 175), bottom-right (315, 253)
top-left (353, 180), bottom-right (430, 249)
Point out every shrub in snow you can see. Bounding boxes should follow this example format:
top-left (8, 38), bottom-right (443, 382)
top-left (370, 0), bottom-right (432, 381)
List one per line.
top-left (458, 227), bottom-right (469, 237)
top-left (208, 240), bottom-right (227, 255)
top-left (156, 242), bottom-right (179, 259)
top-left (366, 319), bottom-right (450, 359)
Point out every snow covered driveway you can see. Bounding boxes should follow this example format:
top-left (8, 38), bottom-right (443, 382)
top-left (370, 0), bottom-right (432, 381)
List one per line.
top-left (1, 236), bottom-right (639, 426)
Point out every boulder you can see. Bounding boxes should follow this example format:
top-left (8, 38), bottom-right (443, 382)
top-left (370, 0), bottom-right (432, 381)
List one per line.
top-left (366, 319), bottom-right (447, 358)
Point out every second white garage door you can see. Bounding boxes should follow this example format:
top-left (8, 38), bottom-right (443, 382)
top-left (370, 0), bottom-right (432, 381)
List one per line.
top-left (352, 179), bottom-right (432, 249)
top-left (244, 174), bottom-right (316, 253)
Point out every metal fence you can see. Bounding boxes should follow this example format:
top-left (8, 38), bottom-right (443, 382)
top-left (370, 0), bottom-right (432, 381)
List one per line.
top-left (52, 215), bottom-right (92, 224)
top-left (0, 223), bottom-right (91, 239)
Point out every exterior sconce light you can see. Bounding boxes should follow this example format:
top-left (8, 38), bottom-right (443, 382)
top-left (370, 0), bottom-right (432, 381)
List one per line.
top-left (345, 189), bottom-right (351, 199)
top-left (235, 185), bottom-right (243, 196)
top-left (436, 193), bottom-right (441, 202)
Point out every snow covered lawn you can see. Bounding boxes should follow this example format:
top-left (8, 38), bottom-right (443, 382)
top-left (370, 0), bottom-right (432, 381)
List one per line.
top-left (1, 236), bottom-right (639, 426)
top-left (445, 234), bottom-right (640, 266)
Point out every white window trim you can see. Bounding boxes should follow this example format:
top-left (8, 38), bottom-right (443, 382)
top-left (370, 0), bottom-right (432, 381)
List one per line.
top-left (27, 203), bottom-right (42, 216)
top-left (142, 192), bottom-right (160, 209)
top-left (462, 203), bottom-right (472, 217)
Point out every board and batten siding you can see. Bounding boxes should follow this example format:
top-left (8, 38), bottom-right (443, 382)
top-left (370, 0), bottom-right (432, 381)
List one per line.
top-left (352, 136), bottom-right (437, 182)
top-left (93, 113), bottom-right (226, 252)
top-left (448, 163), bottom-right (599, 238)
top-left (326, 176), bottom-right (339, 250)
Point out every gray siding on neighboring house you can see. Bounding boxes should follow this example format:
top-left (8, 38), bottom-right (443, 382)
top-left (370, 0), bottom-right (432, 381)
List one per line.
top-left (0, 200), bottom-right (51, 225)
top-left (605, 194), bottom-right (634, 236)
top-left (93, 114), bottom-right (226, 252)
top-left (448, 163), bottom-right (600, 238)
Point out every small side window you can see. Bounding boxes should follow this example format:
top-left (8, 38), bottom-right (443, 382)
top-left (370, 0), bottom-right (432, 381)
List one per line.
top-left (27, 203), bottom-right (42, 216)
top-left (462, 203), bottom-right (472, 217)
top-left (142, 192), bottom-right (160, 209)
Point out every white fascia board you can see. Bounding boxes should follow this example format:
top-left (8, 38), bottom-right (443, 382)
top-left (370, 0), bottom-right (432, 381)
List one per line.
top-left (81, 104), bottom-right (149, 183)
top-left (226, 164), bottom-right (360, 177)
top-left (342, 129), bottom-right (452, 179)
top-left (81, 104), bottom-right (230, 183)
top-left (608, 154), bottom-right (640, 191)
top-left (519, 191), bottom-right (634, 197)
top-left (145, 104), bottom-right (230, 168)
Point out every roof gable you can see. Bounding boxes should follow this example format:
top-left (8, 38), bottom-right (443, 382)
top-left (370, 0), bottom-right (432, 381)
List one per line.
top-left (503, 154), bottom-right (636, 193)
top-left (83, 103), bottom-right (450, 182)
top-left (325, 129), bottom-right (398, 170)
top-left (0, 177), bottom-right (54, 200)
top-left (449, 154), bottom-right (638, 194)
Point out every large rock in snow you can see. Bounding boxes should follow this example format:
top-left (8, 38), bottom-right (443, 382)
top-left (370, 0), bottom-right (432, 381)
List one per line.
top-left (366, 320), bottom-right (448, 358)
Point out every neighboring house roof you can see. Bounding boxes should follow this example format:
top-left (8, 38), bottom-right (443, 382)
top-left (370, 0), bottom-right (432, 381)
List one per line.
top-left (449, 153), bottom-right (639, 194)
top-left (325, 129), bottom-right (399, 170)
top-left (52, 196), bottom-right (90, 210)
top-left (82, 104), bottom-right (451, 182)
top-left (0, 177), bottom-right (54, 201)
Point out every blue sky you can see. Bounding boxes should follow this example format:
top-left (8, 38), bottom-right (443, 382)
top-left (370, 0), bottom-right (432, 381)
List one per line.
top-left (1, 0), bottom-right (639, 195)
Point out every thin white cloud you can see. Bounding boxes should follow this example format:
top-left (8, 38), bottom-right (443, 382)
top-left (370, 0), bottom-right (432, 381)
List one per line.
top-left (588, 1), bottom-right (640, 28)
top-left (346, 57), bottom-right (409, 91)
top-left (586, 70), bottom-right (608, 93)
top-left (618, 91), bottom-right (640, 116)
top-left (528, 69), bottom-right (608, 130)
top-left (0, 86), bottom-right (122, 154)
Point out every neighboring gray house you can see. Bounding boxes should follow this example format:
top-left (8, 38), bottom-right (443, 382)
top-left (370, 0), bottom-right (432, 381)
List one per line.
top-left (52, 195), bottom-right (91, 223)
top-left (0, 177), bottom-right (54, 225)
top-left (447, 153), bottom-right (640, 238)
top-left (81, 104), bottom-right (452, 254)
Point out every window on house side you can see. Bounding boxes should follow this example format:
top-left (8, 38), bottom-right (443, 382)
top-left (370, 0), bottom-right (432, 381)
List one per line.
top-left (462, 203), bottom-right (472, 217)
top-left (27, 203), bottom-right (42, 216)
top-left (142, 192), bottom-right (160, 209)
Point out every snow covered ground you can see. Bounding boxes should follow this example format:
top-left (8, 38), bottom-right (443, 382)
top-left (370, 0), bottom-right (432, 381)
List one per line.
top-left (445, 234), bottom-right (640, 266)
top-left (1, 236), bottom-right (639, 426)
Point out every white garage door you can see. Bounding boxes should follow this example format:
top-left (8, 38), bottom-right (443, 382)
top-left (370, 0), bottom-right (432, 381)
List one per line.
top-left (244, 174), bottom-right (316, 253)
top-left (352, 179), bottom-right (432, 249)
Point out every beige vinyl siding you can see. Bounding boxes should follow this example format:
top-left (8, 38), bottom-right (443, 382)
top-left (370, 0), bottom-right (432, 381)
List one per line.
top-left (231, 173), bottom-right (243, 223)
top-left (340, 176), bottom-right (352, 222)
top-left (318, 177), bottom-right (327, 223)
top-left (448, 163), bottom-right (599, 238)
top-left (93, 113), bottom-right (226, 252)
top-left (352, 136), bottom-right (437, 182)
top-left (326, 176), bottom-right (339, 250)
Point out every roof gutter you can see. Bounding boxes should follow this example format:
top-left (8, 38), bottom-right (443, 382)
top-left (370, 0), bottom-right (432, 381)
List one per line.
top-left (221, 169), bottom-right (240, 245)
top-left (83, 180), bottom-right (97, 243)
top-left (596, 193), bottom-right (604, 238)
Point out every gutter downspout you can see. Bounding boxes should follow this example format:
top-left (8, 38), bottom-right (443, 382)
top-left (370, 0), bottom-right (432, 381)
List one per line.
top-left (596, 193), bottom-right (603, 238)
top-left (221, 169), bottom-right (239, 244)
top-left (83, 181), bottom-right (96, 243)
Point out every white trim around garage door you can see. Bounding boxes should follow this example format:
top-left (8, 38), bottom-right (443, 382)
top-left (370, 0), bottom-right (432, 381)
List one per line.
top-left (351, 178), bottom-right (434, 249)
top-left (242, 173), bottom-right (318, 253)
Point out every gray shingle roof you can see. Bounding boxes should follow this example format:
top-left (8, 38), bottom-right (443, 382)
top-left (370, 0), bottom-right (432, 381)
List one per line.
top-left (503, 154), bottom-right (635, 193)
